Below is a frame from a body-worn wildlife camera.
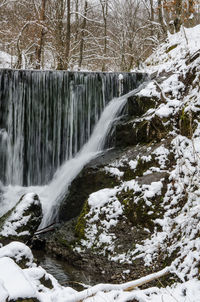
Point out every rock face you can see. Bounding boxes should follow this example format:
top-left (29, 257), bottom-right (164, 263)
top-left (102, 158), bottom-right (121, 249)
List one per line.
top-left (42, 32), bottom-right (200, 285)
top-left (0, 193), bottom-right (42, 244)
top-left (43, 64), bottom-right (199, 285)
top-left (43, 90), bottom-right (173, 283)
top-left (58, 150), bottom-right (122, 222)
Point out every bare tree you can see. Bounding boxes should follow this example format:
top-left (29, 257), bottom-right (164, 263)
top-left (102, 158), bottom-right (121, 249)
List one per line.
top-left (78, 0), bottom-right (88, 70)
top-left (64, 0), bottom-right (71, 69)
top-left (99, 0), bottom-right (108, 71)
top-left (36, 0), bottom-right (47, 69)
top-left (1, 0), bottom-right (199, 71)
top-left (157, 0), bottom-right (167, 34)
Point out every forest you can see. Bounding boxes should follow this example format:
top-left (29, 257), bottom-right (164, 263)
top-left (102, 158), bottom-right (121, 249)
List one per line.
top-left (0, 0), bottom-right (200, 71)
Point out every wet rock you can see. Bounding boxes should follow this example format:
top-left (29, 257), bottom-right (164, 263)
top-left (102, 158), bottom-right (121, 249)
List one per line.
top-left (58, 160), bottom-right (120, 223)
top-left (116, 115), bottom-right (167, 148)
top-left (45, 218), bottom-right (81, 264)
top-left (127, 95), bottom-right (157, 117)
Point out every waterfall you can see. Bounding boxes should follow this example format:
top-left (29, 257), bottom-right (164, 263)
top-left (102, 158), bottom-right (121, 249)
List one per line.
top-left (0, 69), bottom-right (146, 187)
top-left (40, 83), bottom-right (149, 227)
top-left (0, 82), bottom-right (148, 227)
top-left (0, 69), bottom-right (148, 226)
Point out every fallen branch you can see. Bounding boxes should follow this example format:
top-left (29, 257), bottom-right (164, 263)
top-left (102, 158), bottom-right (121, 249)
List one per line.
top-left (154, 80), bottom-right (167, 103)
top-left (66, 266), bottom-right (171, 302)
top-left (34, 222), bottom-right (56, 235)
top-left (123, 268), bottom-right (169, 291)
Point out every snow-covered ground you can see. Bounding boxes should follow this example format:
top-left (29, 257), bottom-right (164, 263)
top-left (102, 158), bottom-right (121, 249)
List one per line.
top-left (1, 25), bottom-right (200, 301)
top-left (1, 242), bottom-right (200, 302)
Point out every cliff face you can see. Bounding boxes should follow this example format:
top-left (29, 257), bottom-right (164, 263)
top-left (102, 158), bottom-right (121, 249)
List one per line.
top-left (45, 25), bottom-right (200, 284)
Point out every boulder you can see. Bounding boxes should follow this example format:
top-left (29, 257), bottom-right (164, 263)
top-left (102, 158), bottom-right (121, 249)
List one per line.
top-left (0, 193), bottom-right (42, 244)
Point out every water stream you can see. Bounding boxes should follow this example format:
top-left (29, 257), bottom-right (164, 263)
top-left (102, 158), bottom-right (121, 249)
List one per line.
top-left (33, 250), bottom-right (90, 290)
top-left (0, 70), bottom-right (143, 186)
top-left (1, 82), bottom-right (147, 228)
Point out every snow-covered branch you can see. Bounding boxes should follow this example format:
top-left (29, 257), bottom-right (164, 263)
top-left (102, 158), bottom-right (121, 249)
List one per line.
top-left (66, 267), bottom-right (171, 302)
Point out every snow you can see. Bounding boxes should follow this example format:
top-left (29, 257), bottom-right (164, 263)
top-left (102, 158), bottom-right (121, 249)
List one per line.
top-left (88, 188), bottom-right (119, 209)
top-left (153, 145), bottom-right (169, 169)
top-left (72, 24), bottom-right (200, 300)
top-left (104, 166), bottom-right (124, 179)
top-left (0, 241), bottom-right (34, 266)
top-left (0, 257), bottom-right (36, 300)
top-left (0, 51), bottom-right (16, 68)
top-left (155, 104), bottom-right (173, 117)
top-left (142, 181), bottom-right (163, 199)
top-left (129, 159), bottom-right (137, 170)
top-left (0, 241), bottom-right (200, 302)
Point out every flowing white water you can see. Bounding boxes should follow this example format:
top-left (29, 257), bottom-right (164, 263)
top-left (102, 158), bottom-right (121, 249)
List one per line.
top-left (0, 83), bottom-right (147, 227)
top-left (1, 70), bottom-right (145, 187)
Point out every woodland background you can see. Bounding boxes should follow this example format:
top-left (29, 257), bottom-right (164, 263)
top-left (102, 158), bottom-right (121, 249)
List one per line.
top-left (0, 0), bottom-right (200, 71)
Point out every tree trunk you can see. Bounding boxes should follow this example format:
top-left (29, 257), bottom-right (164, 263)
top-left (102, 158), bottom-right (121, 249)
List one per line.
top-left (78, 0), bottom-right (88, 70)
top-left (55, 0), bottom-right (65, 70)
top-left (150, 0), bottom-right (154, 23)
top-left (101, 0), bottom-right (108, 71)
top-left (149, 0), bottom-right (154, 37)
top-left (74, 0), bottom-right (79, 42)
top-left (16, 38), bottom-right (22, 69)
top-left (64, 0), bottom-right (71, 69)
top-left (36, 0), bottom-right (46, 69)
top-left (186, 0), bottom-right (195, 27)
top-left (174, 0), bottom-right (182, 32)
top-left (158, 0), bottom-right (167, 35)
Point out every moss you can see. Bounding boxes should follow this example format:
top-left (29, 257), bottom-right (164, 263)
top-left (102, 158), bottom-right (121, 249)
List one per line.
top-left (0, 206), bottom-right (15, 230)
top-left (59, 168), bottom-right (119, 222)
top-left (75, 201), bottom-right (90, 240)
top-left (123, 155), bottom-right (157, 181)
top-left (118, 187), bottom-right (164, 232)
top-left (127, 95), bottom-right (156, 117)
top-left (9, 299), bottom-right (40, 302)
top-left (179, 108), bottom-right (192, 137)
top-left (54, 234), bottom-right (74, 252)
top-left (136, 116), bottom-right (167, 144)
top-left (0, 194), bottom-right (42, 244)
top-left (166, 44), bottom-right (178, 53)
top-left (123, 197), bottom-right (154, 231)
top-left (57, 237), bottom-right (70, 247)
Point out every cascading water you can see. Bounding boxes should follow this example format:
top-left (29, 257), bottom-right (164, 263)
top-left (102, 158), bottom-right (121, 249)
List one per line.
top-left (1, 83), bottom-right (148, 228)
top-left (0, 69), bottom-right (145, 187)
top-left (0, 69), bottom-right (148, 227)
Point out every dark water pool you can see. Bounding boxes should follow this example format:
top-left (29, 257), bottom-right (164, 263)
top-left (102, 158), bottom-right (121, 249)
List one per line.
top-left (33, 250), bottom-right (91, 290)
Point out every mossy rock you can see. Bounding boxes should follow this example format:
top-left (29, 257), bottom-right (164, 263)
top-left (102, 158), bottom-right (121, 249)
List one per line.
top-left (9, 299), bottom-right (39, 302)
top-left (118, 189), bottom-right (164, 232)
top-left (116, 115), bottom-right (167, 148)
top-left (127, 95), bottom-right (157, 117)
top-left (59, 166), bottom-right (119, 223)
top-left (75, 201), bottom-right (90, 240)
top-left (178, 108), bottom-right (197, 138)
top-left (0, 193), bottom-right (42, 244)
top-left (123, 157), bottom-right (157, 181)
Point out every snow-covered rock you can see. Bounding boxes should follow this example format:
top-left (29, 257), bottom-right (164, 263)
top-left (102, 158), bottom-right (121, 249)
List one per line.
top-left (0, 193), bottom-right (42, 243)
